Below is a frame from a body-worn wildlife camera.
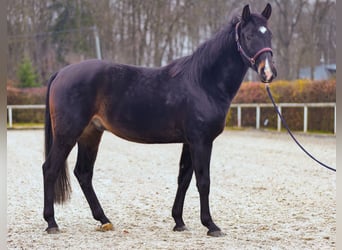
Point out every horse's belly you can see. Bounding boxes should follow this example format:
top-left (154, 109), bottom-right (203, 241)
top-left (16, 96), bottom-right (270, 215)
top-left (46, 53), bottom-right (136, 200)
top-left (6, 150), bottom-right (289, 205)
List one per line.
top-left (92, 116), bottom-right (184, 144)
top-left (115, 131), bottom-right (183, 144)
top-left (112, 125), bottom-right (184, 144)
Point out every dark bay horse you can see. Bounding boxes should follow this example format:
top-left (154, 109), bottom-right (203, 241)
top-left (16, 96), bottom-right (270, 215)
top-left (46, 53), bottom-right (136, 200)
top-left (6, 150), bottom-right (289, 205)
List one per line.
top-left (43, 4), bottom-right (277, 237)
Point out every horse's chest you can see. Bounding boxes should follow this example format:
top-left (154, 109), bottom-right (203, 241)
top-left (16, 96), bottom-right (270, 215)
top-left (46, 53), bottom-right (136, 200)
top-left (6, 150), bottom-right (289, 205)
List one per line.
top-left (186, 102), bottom-right (227, 139)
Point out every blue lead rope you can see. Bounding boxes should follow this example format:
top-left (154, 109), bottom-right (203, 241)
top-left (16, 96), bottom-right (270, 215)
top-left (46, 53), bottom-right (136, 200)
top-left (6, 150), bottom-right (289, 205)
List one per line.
top-left (265, 83), bottom-right (336, 172)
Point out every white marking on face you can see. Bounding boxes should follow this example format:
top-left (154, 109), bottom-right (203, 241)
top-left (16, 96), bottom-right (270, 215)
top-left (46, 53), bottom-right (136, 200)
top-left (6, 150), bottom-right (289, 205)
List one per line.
top-left (264, 58), bottom-right (272, 81)
top-left (259, 26), bottom-right (267, 34)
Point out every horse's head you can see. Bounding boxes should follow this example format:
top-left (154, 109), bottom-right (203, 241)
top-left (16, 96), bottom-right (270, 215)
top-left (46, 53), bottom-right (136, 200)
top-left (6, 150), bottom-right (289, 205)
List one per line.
top-left (236, 3), bottom-right (277, 83)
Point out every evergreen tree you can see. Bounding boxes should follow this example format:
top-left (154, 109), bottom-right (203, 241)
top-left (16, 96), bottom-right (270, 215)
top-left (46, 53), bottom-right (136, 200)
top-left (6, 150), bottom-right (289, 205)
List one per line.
top-left (17, 58), bottom-right (40, 88)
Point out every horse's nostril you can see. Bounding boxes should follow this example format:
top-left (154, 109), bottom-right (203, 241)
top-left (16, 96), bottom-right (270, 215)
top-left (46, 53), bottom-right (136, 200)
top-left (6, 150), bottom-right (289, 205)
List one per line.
top-left (257, 61), bottom-right (265, 75)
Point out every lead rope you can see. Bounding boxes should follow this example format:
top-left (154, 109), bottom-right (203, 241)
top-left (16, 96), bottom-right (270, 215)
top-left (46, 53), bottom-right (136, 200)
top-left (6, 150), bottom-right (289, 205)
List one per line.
top-left (265, 83), bottom-right (336, 172)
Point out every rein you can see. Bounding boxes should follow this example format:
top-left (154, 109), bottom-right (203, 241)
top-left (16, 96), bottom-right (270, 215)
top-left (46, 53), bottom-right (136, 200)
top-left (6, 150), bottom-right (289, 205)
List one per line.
top-left (265, 83), bottom-right (336, 172)
top-left (235, 22), bottom-right (273, 67)
top-left (235, 21), bottom-right (335, 172)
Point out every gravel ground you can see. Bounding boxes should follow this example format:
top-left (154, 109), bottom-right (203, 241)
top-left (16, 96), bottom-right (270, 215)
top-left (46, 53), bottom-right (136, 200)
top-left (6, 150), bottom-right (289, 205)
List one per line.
top-left (7, 129), bottom-right (336, 249)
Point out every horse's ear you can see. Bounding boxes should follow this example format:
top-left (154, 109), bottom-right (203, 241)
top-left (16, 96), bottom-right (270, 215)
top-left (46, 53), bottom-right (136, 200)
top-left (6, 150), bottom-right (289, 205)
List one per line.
top-left (261, 3), bottom-right (272, 20)
top-left (242, 4), bottom-right (251, 22)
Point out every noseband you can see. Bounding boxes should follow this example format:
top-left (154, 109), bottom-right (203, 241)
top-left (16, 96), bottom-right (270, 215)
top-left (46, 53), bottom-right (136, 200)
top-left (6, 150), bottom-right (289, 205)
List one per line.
top-left (235, 21), bottom-right (273, 67)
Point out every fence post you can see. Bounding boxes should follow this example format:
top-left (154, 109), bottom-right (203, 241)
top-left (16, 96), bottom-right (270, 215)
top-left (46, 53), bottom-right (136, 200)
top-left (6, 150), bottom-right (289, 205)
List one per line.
top-left (237, 106), bottom-right (241, 128)
top-left (277, 106), bottom-right (282, 131)
top-left (256, 105), bottom-right (260, 129)
top-left (303, 105), bottom-right (308, 133)
top-left (334, 104), bottom-right (336, 134)
top-left (8, 106), bottom-right (13, 128)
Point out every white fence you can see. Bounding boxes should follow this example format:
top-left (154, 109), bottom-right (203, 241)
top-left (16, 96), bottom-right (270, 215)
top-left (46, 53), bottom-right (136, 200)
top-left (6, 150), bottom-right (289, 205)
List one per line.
top-left (7, 104), bottom-right (45, 128)
top-left (230, 103), bottom-right (336, 134)
top-left (7, 103), bottom-right (336, 134)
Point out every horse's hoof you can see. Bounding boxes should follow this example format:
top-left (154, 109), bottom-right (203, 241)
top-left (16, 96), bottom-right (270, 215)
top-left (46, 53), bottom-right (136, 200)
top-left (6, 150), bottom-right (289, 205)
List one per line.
top-left (173, 225), bottom-right (189, 232)
top-left (96, 222), bottom-right (114, 232)
top-left (46, 227), bottom-right (60, 234)
top-left (207, 230), bottom-right (226, 237)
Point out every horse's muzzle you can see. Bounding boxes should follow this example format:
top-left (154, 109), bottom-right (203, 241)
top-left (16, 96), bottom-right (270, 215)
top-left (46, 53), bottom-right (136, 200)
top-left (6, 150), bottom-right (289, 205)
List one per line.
top-left (257, 57), bottom-right (277, 83)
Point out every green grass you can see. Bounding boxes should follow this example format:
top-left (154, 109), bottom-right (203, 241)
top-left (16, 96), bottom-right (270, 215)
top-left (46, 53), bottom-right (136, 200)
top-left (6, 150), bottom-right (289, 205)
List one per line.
top-left (7, 123), bottom-right (44, 129)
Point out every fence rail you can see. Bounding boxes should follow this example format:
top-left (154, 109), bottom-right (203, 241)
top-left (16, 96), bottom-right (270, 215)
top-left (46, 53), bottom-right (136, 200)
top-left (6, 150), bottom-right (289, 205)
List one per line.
top-left (7, 103), bottom-right (336, 134)
top-left (7, 105), bottom-right (45, 128)
top-left (230, 102), bottom-right (336, 134)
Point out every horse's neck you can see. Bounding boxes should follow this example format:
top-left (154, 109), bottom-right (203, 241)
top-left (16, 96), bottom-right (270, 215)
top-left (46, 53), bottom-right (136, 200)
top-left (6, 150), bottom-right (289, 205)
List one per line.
top-left (200, 40), bottom-right (248, 101)
top-left (221, 51), bottom-right (249, 97)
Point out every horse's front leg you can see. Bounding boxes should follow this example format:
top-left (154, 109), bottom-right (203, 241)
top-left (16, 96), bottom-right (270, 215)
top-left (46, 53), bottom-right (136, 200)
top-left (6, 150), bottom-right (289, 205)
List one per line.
top-left (190, 142), bottom-right (225, 237)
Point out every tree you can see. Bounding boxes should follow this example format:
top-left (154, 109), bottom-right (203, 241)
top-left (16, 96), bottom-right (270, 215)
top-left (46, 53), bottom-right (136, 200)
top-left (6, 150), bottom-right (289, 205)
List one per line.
top-left (298, 0), bottom-right (335, 79)
top-left (272, 0), bottom-right (307, 80)
top-left (49, 0), bottom-right (95, 63)
top-left (7, 0), bottom-right (336, 83)
top-left (17, 58), bottom-right (40, 88)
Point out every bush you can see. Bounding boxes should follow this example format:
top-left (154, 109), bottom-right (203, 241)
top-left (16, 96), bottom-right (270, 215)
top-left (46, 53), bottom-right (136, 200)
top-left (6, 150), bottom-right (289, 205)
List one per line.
top-left (232, 79), bottom-right (335, 103)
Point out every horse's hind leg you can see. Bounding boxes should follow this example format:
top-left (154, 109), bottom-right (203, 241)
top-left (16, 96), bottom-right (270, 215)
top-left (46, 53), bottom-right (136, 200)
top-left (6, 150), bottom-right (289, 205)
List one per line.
top-left (74, 123), bottom-right (113, 231)
top-left (172, 143), bottom-right (193, 232)
top-left (43, 140), bottom-right (75, 233)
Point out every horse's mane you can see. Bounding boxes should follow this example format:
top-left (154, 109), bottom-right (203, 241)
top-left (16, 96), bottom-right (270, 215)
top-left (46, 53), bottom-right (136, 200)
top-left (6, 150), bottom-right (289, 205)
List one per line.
top-left (168, 14), bottom-right (241, 83)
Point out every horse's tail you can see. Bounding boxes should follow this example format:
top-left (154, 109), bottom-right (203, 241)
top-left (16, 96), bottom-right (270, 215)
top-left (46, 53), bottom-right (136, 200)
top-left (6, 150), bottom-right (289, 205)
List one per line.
top-left (44, 72), bottom-right (57, 160)
top-left (44, 72), bottom-right (72, 204)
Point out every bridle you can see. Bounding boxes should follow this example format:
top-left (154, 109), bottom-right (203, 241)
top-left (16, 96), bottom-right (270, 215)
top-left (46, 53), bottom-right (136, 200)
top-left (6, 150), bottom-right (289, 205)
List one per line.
top-left (235, 21), bottom-right (273, 67)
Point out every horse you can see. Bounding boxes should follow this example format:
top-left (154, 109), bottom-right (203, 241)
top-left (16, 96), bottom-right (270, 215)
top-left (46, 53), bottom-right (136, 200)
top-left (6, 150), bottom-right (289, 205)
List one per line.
top-left (42, 4), bottom-right (277, 237)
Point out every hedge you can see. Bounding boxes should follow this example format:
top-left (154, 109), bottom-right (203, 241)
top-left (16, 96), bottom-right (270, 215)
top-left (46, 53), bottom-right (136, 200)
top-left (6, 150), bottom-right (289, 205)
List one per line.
top-left (7, 86), bottom-right (47, 124)
top-left (227, 79), bottom-right (336, 133)
top-left (7, 79), bottom-right (336, 133)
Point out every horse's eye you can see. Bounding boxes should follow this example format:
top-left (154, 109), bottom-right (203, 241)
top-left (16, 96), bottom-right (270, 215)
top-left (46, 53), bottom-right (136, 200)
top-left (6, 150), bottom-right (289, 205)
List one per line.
top-left (246, 35), bottom-right (253, 41)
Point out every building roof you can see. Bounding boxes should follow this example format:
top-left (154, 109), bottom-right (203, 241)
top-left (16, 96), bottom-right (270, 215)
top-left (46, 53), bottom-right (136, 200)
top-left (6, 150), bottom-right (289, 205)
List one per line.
top-left (299, 64), bottom-right (336, 80)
